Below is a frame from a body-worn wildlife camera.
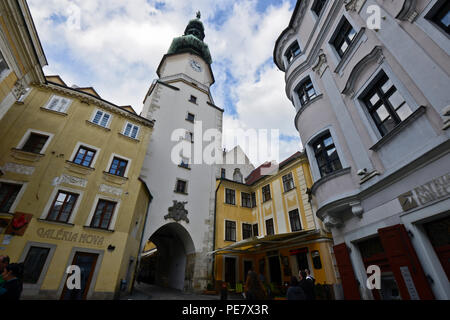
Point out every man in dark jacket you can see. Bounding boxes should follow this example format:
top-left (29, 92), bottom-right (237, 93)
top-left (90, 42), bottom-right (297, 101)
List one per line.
top-left (299, 270), bottom-right (315, 300)
top-left (0, 263), bottom-right (23, 300)
top-left (287, 276), bottom-right (306, 300)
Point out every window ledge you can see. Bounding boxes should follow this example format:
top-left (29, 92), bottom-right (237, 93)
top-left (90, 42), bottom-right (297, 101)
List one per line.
top-left (178, 165), bottom-right (191, 171)
top-left (262, 199), bottom-right (272, 204)
top-left (83, 226), bottom-right (115, 233)
top-left (370, 106), bottom-right (427, 152)
top-left (118, 133), bottom-right (140, 143)
top-left (85, 120), bottom-right (111, 132)
top-left (283, 187), bottom-right (297, 194)
top-left (224, 203), bottom-right (236, 206)
top-left (174, 191), bottom-right (189, 196)
top-left (37, 218), bottom-right (75, 227)
top-left (102, 171), bottom-right (128, 185)
top-left (40, 107), bottom-right (68, 116)
top-left (311, 167), bottom-right (352, 195)
top-left (11, 148), bottom-right (45, 162)
top-left (65, 161), bottom-right (95, 176)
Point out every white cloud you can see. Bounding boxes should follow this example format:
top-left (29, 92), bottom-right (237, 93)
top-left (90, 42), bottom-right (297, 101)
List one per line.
top-left (28, 0), bottom-right (301, 166)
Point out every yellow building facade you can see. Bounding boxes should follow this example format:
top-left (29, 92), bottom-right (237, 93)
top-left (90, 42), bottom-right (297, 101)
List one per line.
top-left (213, 152), bottom-right (338, 298)
top-left (0, 74), bottom-right (154, 299)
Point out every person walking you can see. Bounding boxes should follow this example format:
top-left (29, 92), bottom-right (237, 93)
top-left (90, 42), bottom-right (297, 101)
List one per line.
top-left (0, 263), bottom-right (24, 300)
top-left (305, 269), bottom-right (315, 284)
top-left (0, 256), bottom-right (10, 286)
top-left (286, 276), bottom-right (306, 300)
top-left (299, 270), bottom-right (315, 301)
top-left (244, 271), bottom-right (267, 300)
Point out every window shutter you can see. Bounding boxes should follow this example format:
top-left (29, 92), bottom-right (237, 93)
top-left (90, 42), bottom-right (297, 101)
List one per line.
top-left (378, 224), bottom-right (434, 300)
top-left (333, 243), bottom-right (361, 300)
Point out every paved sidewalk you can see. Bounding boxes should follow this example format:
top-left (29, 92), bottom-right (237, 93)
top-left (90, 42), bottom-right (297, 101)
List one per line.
top-left (121, 283), bottom-right (245, 300)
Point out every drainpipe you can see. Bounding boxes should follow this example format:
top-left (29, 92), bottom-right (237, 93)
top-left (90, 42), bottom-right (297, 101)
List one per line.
top-left (211, 180), bottom-right (222, 287)
top-left (130, 178), bottom-right (153, 295)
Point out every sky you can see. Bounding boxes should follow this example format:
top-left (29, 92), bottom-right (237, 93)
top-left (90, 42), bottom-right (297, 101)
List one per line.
top-left (27, 0), bottom-right (301, 166)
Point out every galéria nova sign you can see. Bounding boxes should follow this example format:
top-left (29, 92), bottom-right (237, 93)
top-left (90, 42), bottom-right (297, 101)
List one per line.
top-left (398, 173), bottom-right (450, 212)
top-left (36, 228), bottom-right (105, 246)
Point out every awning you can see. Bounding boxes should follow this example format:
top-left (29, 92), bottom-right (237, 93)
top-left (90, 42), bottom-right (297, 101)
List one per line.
top-left (208, 229), bottom-right (320, 255)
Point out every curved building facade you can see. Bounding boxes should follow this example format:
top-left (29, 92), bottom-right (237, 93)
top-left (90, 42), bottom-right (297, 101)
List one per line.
top-left (274, 0), bottom-right (450, 300)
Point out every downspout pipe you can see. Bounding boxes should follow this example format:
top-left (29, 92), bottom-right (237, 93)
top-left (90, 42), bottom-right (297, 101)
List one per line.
top-left (211, 180), bottom-right (222, 286)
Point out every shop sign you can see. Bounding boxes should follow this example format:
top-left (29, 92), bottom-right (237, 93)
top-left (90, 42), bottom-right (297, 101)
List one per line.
top-left (289, 247), bottom-right (308, 256)
top-left (400, 266), bottom-right (420, 300)
top-left (5, 212), bottom-right (33, 236)
top-left (36, 227), bottom-right (105, 247)
top-left (398, 173), bottom-right (450, 212)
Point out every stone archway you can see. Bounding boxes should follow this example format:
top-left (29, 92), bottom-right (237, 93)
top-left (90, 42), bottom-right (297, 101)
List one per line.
top-left (149, 223), bottom-right (195, 291)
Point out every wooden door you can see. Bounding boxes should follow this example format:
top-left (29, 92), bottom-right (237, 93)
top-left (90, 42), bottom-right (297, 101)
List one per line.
top-left (378, 224), bottom-right (434, 300)
top-left (225, 257), bottom-right (236, 287)
top-left (333, 243), bottom-right (361, 300)
top-left (61, 252), bottom-right (99, 300)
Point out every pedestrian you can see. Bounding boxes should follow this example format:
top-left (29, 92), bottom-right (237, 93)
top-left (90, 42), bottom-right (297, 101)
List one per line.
top-left (286, 276), bottom-right (306, 300)
top-left (220, 281), bottom-right (228, 300)
top-left (0, 255), bottom-right (10, 286)
top-left (244, 271), bottom-right (267, 300)
top-left (0, 263), bottom-right (24, 300)
top-left (298, 270), bottom-right (315, 300)
top-left (305, 269), bottom-right (315, 284)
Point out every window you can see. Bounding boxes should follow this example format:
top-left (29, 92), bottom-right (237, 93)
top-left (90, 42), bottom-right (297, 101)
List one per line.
top-left (362, 72), bottom-right (413, 137)
top-left (332, 19), bottom-right (357, 58)
top-left (47, 191), bottom-right (79, 223)
top-left (0, 50), bottom-right (9, 76)
top-left (175, 179), bottom-right (187, 194)
top-left (312, 132), bottom-right (343, 177)
top-left (297, 77), bottom-right (317, 106)
top-left (73, 146), bottom-right (96, 167)
top-left (262, 185), bottom-right (271, 202)
top-left (186, 131), bottom-right (194, 143)
top-left (242, 223), bottom-right (252, 239)
top-left (266, 218), bottom-right (274, 236)
top-left (252, 224), bottom-right (259, 237)
top-left (90, 199), bottom-right (116, 230)
top-left (123, 123), bottom-right (140, 140)
top-left (92, 110), bottom-right (111, 128)
top-left (312, 250), bottom-right (323, 269)
top-left (289, 209), bottom-right (302, 232)
top-left (225, 189), bottom-right (236, 205)
top-left (285, 41), bottom-right (301, 65)
top-left (22, 247), bottom-right (50, 284)
top-left (186, 113), bottom-right (195, 122)
top-left (109, 157), bottom-right (128, 177)
top-left (189, 95), bottom-right (197, 104)
top-left (283, 173), bottom-right (295, 192)
top-left (44, 95), bottom-right (72, 113)
top-left (312, 0), bottom-right (327, 17)
top-left (221, 168), bottom-right (226, 179)
top-left (0, 183), bottom-right (22, 213)
top-left (21, 133), bottom-right (49, 154)
top-left (241, 193), bottom-right (252, 208)
top-left (251, 192), bottom-right (257, 208)
top-left (180, 157), bottom-right (190, 169)
top-left (427, 1), bottom-right (450, 35)
top-left (225, 220), bottom-right (236, 241)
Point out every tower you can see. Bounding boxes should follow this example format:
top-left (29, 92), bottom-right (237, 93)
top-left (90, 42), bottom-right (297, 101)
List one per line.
top-left (140, 14), bottom-right (223, 292)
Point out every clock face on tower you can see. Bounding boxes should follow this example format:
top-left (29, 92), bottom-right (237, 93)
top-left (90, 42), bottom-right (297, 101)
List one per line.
top-left (190, 59), bottom-right (202, 72)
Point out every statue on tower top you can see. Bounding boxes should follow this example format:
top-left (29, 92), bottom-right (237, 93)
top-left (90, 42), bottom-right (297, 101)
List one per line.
top-left (196, 11), bottom-right (201, 19)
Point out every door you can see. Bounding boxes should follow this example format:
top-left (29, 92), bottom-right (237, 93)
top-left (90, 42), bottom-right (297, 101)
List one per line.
top-left (61, 252), bottom-right (99, 300)
top-left (268, 256), bottom-right (282, 285)
top-left (244, 260), bottom-right (253, 282)
top-left (423, 215), bottom-right (450, 281)
top-left (225, 257), bottom-right (236, 287)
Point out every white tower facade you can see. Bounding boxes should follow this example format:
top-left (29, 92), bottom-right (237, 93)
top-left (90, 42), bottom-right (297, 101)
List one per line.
top-left (140, 17), bottom-right (224, 291)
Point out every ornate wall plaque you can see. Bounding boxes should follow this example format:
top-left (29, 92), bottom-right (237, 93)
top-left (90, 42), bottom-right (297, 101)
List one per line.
top-left (165, 201), bottom-right (189, 223)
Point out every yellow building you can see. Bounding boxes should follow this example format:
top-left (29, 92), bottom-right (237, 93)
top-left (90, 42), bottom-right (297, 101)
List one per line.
top-left (0, 69), bottom-right (154, 299)
top-left (213, 152), bottom-right (338, 298)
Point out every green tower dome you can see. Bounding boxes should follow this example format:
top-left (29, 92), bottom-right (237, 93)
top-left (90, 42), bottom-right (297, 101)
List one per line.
top-left (167, 12), bottom-right (212, 65)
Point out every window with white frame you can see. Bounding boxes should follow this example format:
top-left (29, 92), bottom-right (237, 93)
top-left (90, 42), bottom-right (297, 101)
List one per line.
top-left (266, 218), bottom-right (274, 236)
top-left (225, 220), bottom-right (236, 242)
top-left (225, 188), bottom-right (236, 205)
top-left (311, 131), bottom-right (343, 178)
top-left (123, 122), bottom-right (140, 139)
top-left (90, 199), bottom-right (117, 230)
top-left (21, 133), bottom-right (50, 154)
top-left (0, 50), bottom-right (10, 77)
top-left (285, 41), bottom-right (301, 65)
top-left (311, 0), bottom-right (327, 17)
top-left (180, 157), bottom-right (190, 169)
top-left (332, 18), bottom-right (357, 58)
top-left (282, 173), bottom-right (295, 192)
top-left (242, 223), bottom-right (252, 239)
top-left (0, 182), bottom-right (22, 213)
top-left (46, 191), bottom-right (79, 223)
top-left (92, 109), bottom-right (112, 128)
top-left (297, 77), bottom-right (317, 107)
top-left (185, 131), bottom-right (194, 143)
top-left (426, 0), bottom-right (450, 35)
top-left (44, 95), bottom-right (72, 113)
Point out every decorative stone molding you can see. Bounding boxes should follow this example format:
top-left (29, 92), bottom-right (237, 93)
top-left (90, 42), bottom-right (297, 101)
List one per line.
top-left (323, 215), bottom-right (344, 229)
top-left (442, 105), bottom-right (450, 130)
top-left (53, 174), bottom-right (88, 188)
top-left (65, 161), bottom-right (95, 176)
top-left (11, 148), bottom-right (44, 163)
top-left (349, 201), bottom-right (364, 218)
top-left (165, 201), bottom-right (190, 223)
top-left (312, 50), bottom-right (328, 77)
top-left (396, 0), bottom-right (418, 23)
top-left (342, 46), bottom-right (384, 97)
top-left (99, 184), bottom-right (123, 197)
top-left (102, 171), bottom-right (128, 186)
top-left (344, 0), bottom-right (367, 13)
top-left (1, 162), bottom-right (35, 175)
top-left (12, 78), bottom-right (29, 101)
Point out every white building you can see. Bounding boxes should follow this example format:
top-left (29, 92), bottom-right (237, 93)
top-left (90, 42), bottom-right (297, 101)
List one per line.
top-left (274, 0), bottom-right (450, 300)
top-left (140, 16), bottom-right (224, 291)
